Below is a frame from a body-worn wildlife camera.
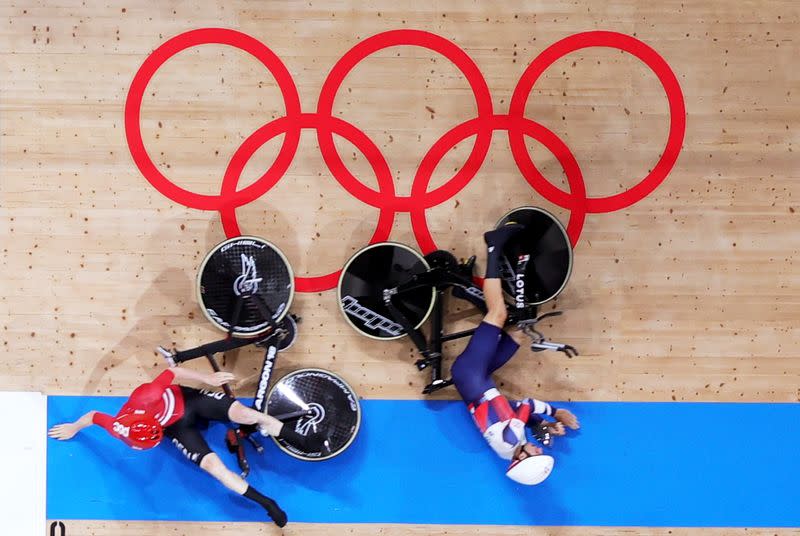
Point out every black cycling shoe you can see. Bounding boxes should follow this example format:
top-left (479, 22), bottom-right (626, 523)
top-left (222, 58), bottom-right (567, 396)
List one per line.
top-left (264, 498), bottom-right (288, 527)
top-left (483, 222), bottom-right (525, 249)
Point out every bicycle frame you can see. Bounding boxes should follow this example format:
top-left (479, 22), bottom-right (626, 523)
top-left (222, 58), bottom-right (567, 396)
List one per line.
top-left (383, 252), bottom-right (578, 394)
top-left (159, 291), bottom-right (307, 476)
top-left (167, 330), bottom-right (308, 422)
top-left (383, 258), bottom-right (491, 394)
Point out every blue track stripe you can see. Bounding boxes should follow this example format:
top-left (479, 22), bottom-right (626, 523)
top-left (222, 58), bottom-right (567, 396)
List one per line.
top-left (47, 397), bottom-right (799, 526)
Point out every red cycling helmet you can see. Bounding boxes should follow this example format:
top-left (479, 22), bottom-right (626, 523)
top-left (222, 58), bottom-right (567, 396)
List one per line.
top-left (129, 382), bottom-right (165, 414)
top-left (113, 411), bottom-right (164, 450)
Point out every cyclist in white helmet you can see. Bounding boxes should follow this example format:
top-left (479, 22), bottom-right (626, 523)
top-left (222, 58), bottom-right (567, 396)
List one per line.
top-left (450, 222), bottom-right (580, 485)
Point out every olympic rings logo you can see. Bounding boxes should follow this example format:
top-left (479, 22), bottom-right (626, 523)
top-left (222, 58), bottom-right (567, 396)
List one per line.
top-left (125, 28), bottom-right (685, 293)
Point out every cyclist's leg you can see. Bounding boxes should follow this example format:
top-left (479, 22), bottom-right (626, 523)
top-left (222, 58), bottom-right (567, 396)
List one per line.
top-left (199, 451), bottom-right (287, 526)
top-left (482, 222), bottom-right (524, 327)
top-left (228, 401), bottom-right (282, 437)
top-left (481, 278), bottom-right (507, 328)
top-left (164, 411), bottom-right (287, 526)
top-left (185, 384), bottom-right (314, 449)
top-left (176, 386), bottom-right (278, 436)
top-left (451, 322), bottom-right (504, 402)
top-left (487, 331), bottom-right (520, 374)
top-left (452, 223), bottom-right (524, 401)
top-left (229, 400), bottom-right (320, 450)
top-left (163, 416), bottom-right (214, 467)
top-left (483, 223), bottom-right (528, 371)
top-left (179, 386), bottom-right (233, 420)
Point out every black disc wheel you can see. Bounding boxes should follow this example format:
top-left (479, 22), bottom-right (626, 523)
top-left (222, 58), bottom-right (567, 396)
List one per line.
top-left (268, 368), bottom-right (361, 461)
top-left (337, 242), bottom-right (435, 340)
top-left (495, 207), bottom-right (572, 305)
top-left (197, 236), bottom-right (294, 337)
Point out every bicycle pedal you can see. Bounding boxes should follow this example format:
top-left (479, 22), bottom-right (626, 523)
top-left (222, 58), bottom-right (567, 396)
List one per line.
top-left (246, 434), bottom-right (264, 454)
top-left (239, 459), bottom-right (250, 479)
top-left (416, 354), bottom-right (442, 370)
top-left (422, 378), bottom-right (453, 395)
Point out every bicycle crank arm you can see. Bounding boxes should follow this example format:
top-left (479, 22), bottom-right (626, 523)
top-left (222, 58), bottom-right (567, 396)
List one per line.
top-left (245, 433), bottom-right (264, 454)
top-left (422, 378), bottom-right (453, 394)
top-left (271, 409), bottom-right (314, 422)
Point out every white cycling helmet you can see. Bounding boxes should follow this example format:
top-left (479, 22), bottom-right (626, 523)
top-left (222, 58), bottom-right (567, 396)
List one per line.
top-left (506, 454), bottom-right (554, 485)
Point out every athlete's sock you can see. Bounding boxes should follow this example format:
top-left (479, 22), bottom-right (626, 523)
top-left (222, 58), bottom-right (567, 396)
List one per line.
top-left (483, 223), bottom-right (525, 278)
top-left (243, 485), bottom-right (287, 527)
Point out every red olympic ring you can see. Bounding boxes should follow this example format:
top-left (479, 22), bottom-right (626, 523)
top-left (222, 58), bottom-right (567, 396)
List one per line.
top-left (316, 29), bottom-right (494, 213)
top-left (410, 114), bottom-right (587, 253)
top-left (219, 113), bottom-right (397, 291)
top-left (125, 28), bottom-right (302, 211)
top-left (124, 28), bottom-right (685, 293)
top-left (508, 31), bottom-right (686, 213)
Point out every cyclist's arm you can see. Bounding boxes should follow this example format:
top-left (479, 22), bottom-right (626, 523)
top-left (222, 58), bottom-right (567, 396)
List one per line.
top-left (167, 365), bottom-right (233, 388)
top-left (517, 399), bottom-right (580, 430)
top-left (48, 410), bottom-right (103, 441)
top-left (167, 366), bottom-right (206, 384)
top-left (514, 397), bottom-right (557, 426)
top-left (75, 410), bottom-right (99, 430)
top-left (91, 411), bottom-right (122, 438)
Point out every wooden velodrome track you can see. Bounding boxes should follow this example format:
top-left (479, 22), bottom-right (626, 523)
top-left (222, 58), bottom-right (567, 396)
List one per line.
top-left (2, 0), bottom-right (799, 534)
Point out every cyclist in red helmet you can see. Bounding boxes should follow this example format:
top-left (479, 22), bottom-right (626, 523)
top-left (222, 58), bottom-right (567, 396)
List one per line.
top-left (450, 222), bottom-right (580, 485)
top-left (48, 365), bottom-right (310, 527)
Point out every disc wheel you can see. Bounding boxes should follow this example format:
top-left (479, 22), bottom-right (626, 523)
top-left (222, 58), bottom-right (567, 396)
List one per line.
top-left (495, 207), bottom-right (572, 305)
top-left (197, 236), bottom-right (294, 337)
top-left (268, 368), bottom-right (361, 461)
top-left (337, 242), bottom-right (435, 340)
